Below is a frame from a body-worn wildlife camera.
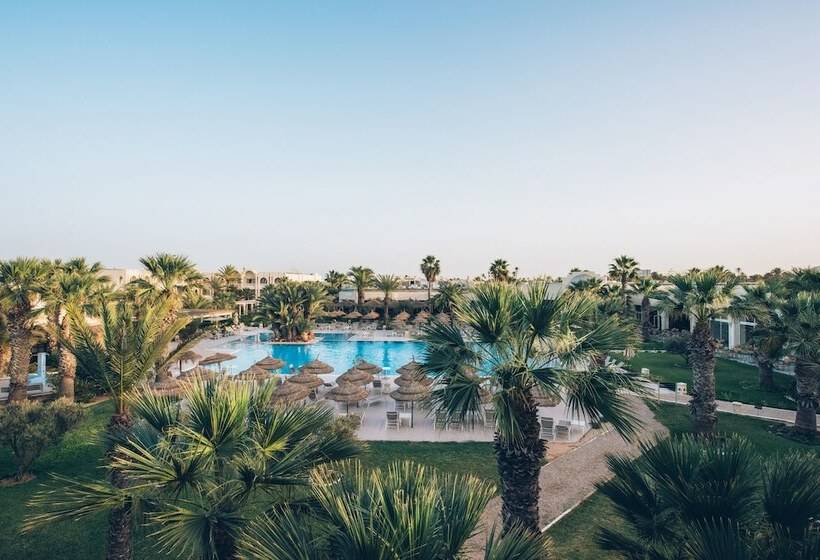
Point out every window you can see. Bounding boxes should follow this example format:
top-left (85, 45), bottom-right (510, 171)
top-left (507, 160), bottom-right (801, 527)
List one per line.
top-left (260, 277), bottom-right (267, 284)
top-left (710, 319), bottom-right (729, 345)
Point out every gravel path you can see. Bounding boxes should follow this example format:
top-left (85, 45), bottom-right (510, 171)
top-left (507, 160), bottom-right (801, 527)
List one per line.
top-left (464, 396), bottom-right (667, 558)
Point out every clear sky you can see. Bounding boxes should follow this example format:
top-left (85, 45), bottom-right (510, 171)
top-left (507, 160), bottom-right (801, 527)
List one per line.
top-left (1, 1), bottom-right (818, 277)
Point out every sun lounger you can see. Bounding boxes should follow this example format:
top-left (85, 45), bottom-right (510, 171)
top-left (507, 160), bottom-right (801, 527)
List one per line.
top-left (539, 416), bottom-right (554, 441)
top-left (386, 411), bottom-right (399, 430)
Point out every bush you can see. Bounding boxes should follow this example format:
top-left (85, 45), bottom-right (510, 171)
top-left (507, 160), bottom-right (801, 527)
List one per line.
top-left (0, 398), bottom-right (85, 481)
top-left (663, 333), bottom-right (690, 357)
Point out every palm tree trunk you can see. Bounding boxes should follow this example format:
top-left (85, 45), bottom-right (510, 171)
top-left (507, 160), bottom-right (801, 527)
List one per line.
top-left (640, 297), bottom-right (651, 340)
top-left (154, 309), bottom-right (179, 382)
top-left (7, 322), bottom-right (33, 403)
top-left (427, 284), bottom-right (432, 311)
top-left (689, 320), bottom-right (718, 434)
top-left (106, 413), bottom-right (133, 560)
top-left (622, 280), bottom-right (630, 317)
top-left (383, 297), bottom-right (389, 327)
top-left (756, 356), bottom-right (775, 391)
top-left (793, 359), bottom-right (818, 437)
top-left (0, 343), bottom-right (11, 377)
top-left (58, 319), bottom-right (78, 401)
top-left (494, 389), bottom-right (544, 533)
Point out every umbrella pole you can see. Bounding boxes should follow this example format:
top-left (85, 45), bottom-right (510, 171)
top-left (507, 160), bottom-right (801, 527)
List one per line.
top-left (411, 401), bottom-right (415, 428)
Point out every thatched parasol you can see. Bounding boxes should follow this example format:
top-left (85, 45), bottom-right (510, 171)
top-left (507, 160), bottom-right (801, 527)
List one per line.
top-left (199, 353), bottom-right (237, 366)
top-left (271, 381), bottom-right (310, 405)
top-left (337, 367), bottom-right (374, 386)
top-left (412, 311), bottom-right (431, 324)
top-left (176, 350), bottom-right (202, 374)
top-left (236, 365), bottom-right (273, 382)
top-left (435, 313), bottom-right (451, 324)
top-left (150, 377), bottom-right (184, 396)
top-left (300, 359), bottom-right (334, 375)
top-left (323, 310), bottom-right (346, 318)
top-left (395, 310), bottom-right (411, 322)
top-left (325, 381), bottom-right (368, 414)
top-left (396, 359), bottom-right (422, 376)
top-left (362, 310), bottom-right (380, 320)
top-left (354, 360), bottom-right (383, 375)
top-left (288, 369), bottom-right (324, 389)
top-left (255, 356), bottom-right (286, 370)
top-left (343, 310), bottom-right (363, 320)
top-left (180, 366), bottom-right (218, 381)
top-left (390, 381), bottom-right (430, 427)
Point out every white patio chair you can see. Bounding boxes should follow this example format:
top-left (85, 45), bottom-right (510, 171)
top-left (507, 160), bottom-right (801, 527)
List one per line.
top-left (555, 424), bottom-right (570, 442)
top-left (385, 411), bottom-right (399, 430)
top-left (539, 417), bottom-right (554, 441)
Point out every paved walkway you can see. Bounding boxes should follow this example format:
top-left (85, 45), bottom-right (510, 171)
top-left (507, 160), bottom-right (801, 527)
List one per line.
top-left (465, 396), bottom-right (667, 558)
top-left (644, 382), bottom-right (819, 425)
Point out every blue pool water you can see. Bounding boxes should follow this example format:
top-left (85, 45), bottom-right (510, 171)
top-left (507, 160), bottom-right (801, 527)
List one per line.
top-left (221, 332), bottom-right (426, 376)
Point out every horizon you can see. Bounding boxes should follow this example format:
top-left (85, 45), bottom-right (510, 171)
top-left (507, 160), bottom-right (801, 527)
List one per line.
top-left (2, 2), bottom-right (819, 275)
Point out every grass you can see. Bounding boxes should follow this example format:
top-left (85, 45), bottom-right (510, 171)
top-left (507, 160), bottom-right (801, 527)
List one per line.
top-left (0, 400), bottom-right (497, 560)
top-left (626, 351), bottom-right (796, 410)
top-left (546, 402), bottom-right (819, 559)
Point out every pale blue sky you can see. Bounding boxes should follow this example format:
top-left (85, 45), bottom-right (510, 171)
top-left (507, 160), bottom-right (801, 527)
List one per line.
top-left (1, 2), bottom-right (818, 277)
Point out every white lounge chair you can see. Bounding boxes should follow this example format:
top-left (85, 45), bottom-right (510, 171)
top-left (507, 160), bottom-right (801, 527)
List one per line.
top-left (386, 411), bottom-right (399, 430)
top-left (539, 417), bottom-right (554, 441)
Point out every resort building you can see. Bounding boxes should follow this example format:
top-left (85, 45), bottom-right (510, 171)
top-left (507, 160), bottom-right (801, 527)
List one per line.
top-left (99, 268), bottom-right (151, 289)
top-left (202, 269), bottom-right (323, 315)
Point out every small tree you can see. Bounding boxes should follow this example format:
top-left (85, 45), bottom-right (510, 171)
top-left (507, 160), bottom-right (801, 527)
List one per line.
top-left (0, 398), bottom-right (84, 481)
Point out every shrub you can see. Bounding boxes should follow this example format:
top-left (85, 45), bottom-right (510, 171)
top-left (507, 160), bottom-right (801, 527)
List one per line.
top-left (0, 398), bottom-right (84, 481)
top-left (663, 333), bottom-right (691, 357)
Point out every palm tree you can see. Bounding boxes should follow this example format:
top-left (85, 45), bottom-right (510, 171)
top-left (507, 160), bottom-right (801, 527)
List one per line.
top-left (431, 281), bottom-right (466, 314)
top-left (238, 461), bottom-right (553, 559)
top-left (132, 253), bottom-right (202, 381)
top-left (780, 291), bottom-right (820, 437)
top-left (730, 281), bottom-right (787, 391)
top-left (348, 266), bottom-right (374, 307)
top-left (488, 259), bottom-right (512, 282)
top-left (598, 434), bottom-right (820, 559)
top-left (420, 255), bottom-right (441, 308)
top-left (659, 268), bottom-right (737, 434)
top-left (608, 255), bottom-right (639, 316)
top-left (48, 298), bottom-right (188, 560)
top-left (633, 278), bottom-right (661, 340)
top-left (0, 307), bottom-right (10, 377)
top-left (26, 381), bottom-right (361, 560)
top-left (323, 270), bottom-right (347, 303)
top-left (45, 258), bottom-right (109, 401)
top-left (132, 253), bottom-right (202, 316)
top-left (254, 281), bottom-right (326, 341)
top-left (0, 258), bottom-right (51, 402)
top-left (215, 264), bottom-right (241, 287)
top-left (422, 280), bottom-right (642, 532)
top-left (374, 274), bottom-right (402, 325)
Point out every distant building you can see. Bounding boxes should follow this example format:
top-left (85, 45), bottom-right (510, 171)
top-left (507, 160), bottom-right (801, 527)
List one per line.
top-left (99, 268), bottom-right (150, 289)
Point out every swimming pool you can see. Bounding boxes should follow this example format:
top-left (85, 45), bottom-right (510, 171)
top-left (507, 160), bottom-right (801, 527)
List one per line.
top-left (220, 332), bottom-right (426, 376)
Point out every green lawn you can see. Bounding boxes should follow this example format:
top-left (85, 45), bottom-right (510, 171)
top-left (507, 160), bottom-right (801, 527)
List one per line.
top-left (546, 403), bottom-right (819, 559)
top-left (626, 352), bottom-right (795, 410)
top-left (0, 401), bottom-right (497, 560)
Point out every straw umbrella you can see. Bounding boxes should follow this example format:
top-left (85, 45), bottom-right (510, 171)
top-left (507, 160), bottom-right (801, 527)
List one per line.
top-left (396, 359), bottom-right (423, 376)
top-left (355, 360), bottom-right (383, 375)
top-left (325, 381), bottom-right (368, 414)
top-left (435, 312), bottom-right (451, 324)
top-left (271, 381), bottom-right (310, 405)
top-left (288, 369), bottom-right (324, 390)
top-left (412, 311), bottom-right (431, 324)
top-left (390, 381), bottom-right (430, 427)
top-left (255, 356), bottom-right (286, 370)
top-left (198, 352), bottom-right (237, 367)
top-left (176, 350), bottom-right (202, 375)
top-left (337, 367), bottom-right (374, 386)
top-left (362, 310), bottom-right (379, 321)
top-left (395, 310), bottom-right (410, 322)
top-left (532, 385), bottom-right (562, 407)
top-left (180, 367), bottom-right (218, 381)
top-left (301, 359), bottom-right (334, 375)
top-left (150, 377), bottom-right (184, 397)
top-left (395, 360), bottom-right (432, 387)
top-left (343, 310), bottom-right (362, 320)
top-left (236, 365), bottom-right (274, 383)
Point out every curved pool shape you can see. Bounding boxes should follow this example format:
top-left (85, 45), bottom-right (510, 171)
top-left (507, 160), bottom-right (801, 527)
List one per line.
top-left (221, 332), bottom-right (426, 376)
